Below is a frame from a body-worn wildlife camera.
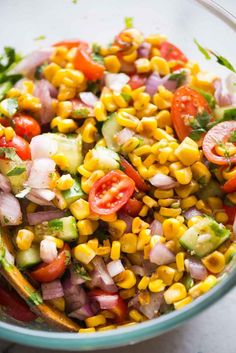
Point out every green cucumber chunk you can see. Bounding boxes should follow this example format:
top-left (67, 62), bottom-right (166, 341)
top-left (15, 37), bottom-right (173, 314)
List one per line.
top-left (93, 146), bottom-right (120, 170)
top-left (16, 245), bottom-right (41, 269)
top-left (102, 113), bottom-right (122, 152)
top-left (62, 177), bottom-right (84, 205)
top-left (0, 160), bottom-right (28, 194)
top-left (179, 218), bottom-right (230, 257)
top-left (35, 216), bottom-right (78, 242)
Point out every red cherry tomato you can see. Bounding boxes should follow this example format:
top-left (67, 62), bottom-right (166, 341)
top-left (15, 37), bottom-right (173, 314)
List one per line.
top-left (30, 245), bottom-right (70, 283)
top-left (12, 114), bottom-right (41, 141)
top-left (171, 86), bottom-right (211, 143)
top-left (128, 74), bottom-right (147, 90)
top-left (122, 198), bottom-right (143, 217)
top-left (222, 175), bottom-right (236, 194)
top-left (89, 289), bottom-right (127, 323)
top-left (160, 41), bottom-right (187, 70)
top-left (89, 170), bottom-right (135, 215)
top-left (53, 39), bottom-right (89, 49)
top-left (120, 156), bottom-right (149, 192)
top-left (74, 44), bottom-right (105, 81)
top-left (203, 121), bottom-right (236, 166)
top-left (0, 135), bottom-right (31, 160)
top-left (0, 283), bottom-right (37, 322)
top-left (223, 204), bottom-right (236, 225)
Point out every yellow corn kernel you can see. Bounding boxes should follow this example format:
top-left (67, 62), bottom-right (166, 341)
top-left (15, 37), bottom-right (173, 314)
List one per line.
top-left (143, 154), bottom-right (156, 168)
top-left (98, 325), bottom-right (116, 331)
top-left (123, 49), bottom-right (138, 63)
top-left (138, 205), bottom-right (149, 217)
top-left (187, 215), bottom-right (203, 228)
top-left (133, 92), bottom-right (150, 110)
top-left (158, 198), bottom-right (175, 207)
top-left (117, 112), bottom-right (139, 129)
top-left (156, 110), bottom-right (172, 128)
top-left (58, 119), bottom-right (78, 133)
top-left (96, 246), bottom-right (111, 256)
top-left (73, 244), bottom-right (96, 264)
top-left (136, 103), bottom-right (157, 118)
top-left (132, 217), bottom-right (149, 234)
top-left (164, 283), bottom-right (187, 304)
top-left (116, 269), bottom-right (136, 289)
top-left (176, 252), bottom-right (185, 272)
top-left (174, 167), bottom-right (192, 185)
top-left (101, 88), bottom-right (117, 112)
top-left (119, 287), bottom-right (136, 299)
top-left (120, 233), bottom-right (138, 253)
top-left (159, 207), bottom-right (181, 218)
top-left (157, 266), bottom-right (176, 286)
top-left (104, 55), bottom-right (121, 73)
top-left (6, 88), bottom-right (21, 98)
top-left (52, 68), bottom-right (84, 87)
top-left (150, 56), bottom-right (170, 75)
top-left (81, 170), bottom-right (105, 194)
top-left (201, 275), bottom-right (217, 293)
top-left (108, 220), bottom-right (127, 238)
top-left (175, 180), bottom-right (199, 199)
top-left (227, 192), bottom-right (236, 204)
top-left (79, 328), bottom-right (96, 333)
top-left (180, 195), bottom-right (198, 209)
top-left (222, 166), bottom-right (236, 181)
top-left (77, 165), bottom-right (92, 178)
top-left (207, 197), bottom-right (223, 210)
top-left (121, 137), bottom-right (140, 154)
top-left (154, 189), bottom-right (174, 199)
top-left (57, 84), bottom-right (76, 101)
top-left (4, 127), bottom-right (15, 141)
top-left (143, 244), bottom-right (151, 259)
top-left (149, 279), bottom-right (166, 293)
top-left (56, 174), bottom-right (74, 190)
top-left (94, 101), bottom-right (107, 122)
top-left (77, 219), bottom-right (97, 236)
top-left (53, 190), bottom-right (67, 210)
top-left (110, 241), bottom-right (121, 261)
top-left (16, 229), bottom-right (34, 251)
top-left (133, 145), bottom-right (151, 158)
top-left (150, 235), bottom-right (166, 249)
top-left (146, 34), bottom-right (167, 46)
top-left (137, 229), bottom-right (151, 251)
top-left (57, 101), bottom-right (73, 119)
top-left (135, 58), bottom-right (151, 73)
top-left (138, 276), bottom-right (150, 290)
top-left (186, 61), bottom-right (200, 75)
top-left (85, 314), bottom-right (106, 328)
top-left (174, 137), bottom-right (200, 166)
top-left (202, 251), bottom-right (225, 274)
top-left (18, 94), bottom-right (41, 111)
top-left (191, 162), bottom-right (211, 185)
top-left (52, 153), bottom-right (69, 170)
top-left (129, 309), bottom-right (145, 322)
top-left (138, 291), bottom-right (151, 306)
top-left (151, 47), bottom-right (160, 56)
top-left (21, 80), bottom-right (35, 93)
top-left (48, 297), bottom-right (65, 312)
top-left (215, 212), bottom-right (229, 224)
top-left (137, 117), bottom-right (158, 136)
top-left (224, 244), bottom-right (236, 264)
top-left (142, 195), bottom-right (157, 209)
top-left (191, 71), bottom-right (217, 93)
top-left (163, 218), bottom-right (183, 240)
top-left (112, 92), bottom-right (128, 108)
top-left (69, 199), bottom-right (90, 220)
top-left (188, 282), bottom-right (204, 298)
top-left (87, 238), bottom-right (99, 251)
top-left (100, 213), bottom-right (117, 222)
top-left (100, 310), bottom-right (116, 320)
top-left (174, 295), bottom-right (193, 310)
top-left (50, 116), bottom-right (63, 129)
top-left (43, 63), bottom-right (61, 81)
top-left (82, 122), bottom-right (97, 144)
top-left (152, 128), bottom-right (174, 142)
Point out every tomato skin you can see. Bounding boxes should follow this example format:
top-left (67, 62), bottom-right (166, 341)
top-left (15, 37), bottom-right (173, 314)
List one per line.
top-left (53, 39), bottom-right (88, 49)
top-left (129, 74), bottom-right (147, 90)
top-left (222, 175), bottom-right (236, 193)
top-left (203, 121), bottom-right (236, 166)
top-left (0, 135), bottom-right (31, 160)
top-left (30, 245), bottom-right (69, 283)
top-left (223, 205), bottom-right (236, 225)
top-left (0, 283), bottom-right (36, 322)
top-left (74, 45), bottom-right (105, 81)
top-left (89, 289), bottom-right (127, 323)
top-left (160, 41), bottom-right (187, 71)
top-left (122, 198), bottom-right (143, 217)
top-left (171, 86), bottom-right (211, 142)
top-left (89, 170), bottom-right (135, 215)
top-left (12, 114), bottom-right (41, 141)
top-left (120, 157), bottom-right (149, 192)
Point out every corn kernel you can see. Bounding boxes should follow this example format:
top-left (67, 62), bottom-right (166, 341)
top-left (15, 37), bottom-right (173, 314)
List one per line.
top-left (108, 220), bottom-right (127, 239)
top-left (156, 110), bottom-right (172, 128)
top-left (73, 244), bottom-right (96, 264)
top-left (85, 315), bottom-right (106, 328)
top-left (94, 101), bottom-right (107, 122)
top-left (207, 197), bottom-right (223, 210)
top-left (132, 217), bottom-right (149, 234)
top-left (146, 34), bottom-right (167, 46)
top-left (142, 195), bottom-right (158, 208)
top-left (181, 195), bottom-right (197, 209)
top-left (176, 252), bottom-right (185, 272)
top-left (129, 309), bottom-right (145, 322)
top-left (119, 287), bottom-right (136, 299)
top-left (138, 276), bottom-right (150, 290)
top-left (58, 119), bottom-right (78, 133)
top-left (175, 180), bottom-right (199, 198)
top-left (215, 212), bottom-right (229, 224)
top-left (48, 297), bottom-right (65, 312)
top-left (58, 84), bottom-right (76, 101)
top-left (164, 283), bottom-right (187, 304)
top-left (69, 199), bottom-right (90, 220)
top-left (191, 161), bottom-right (211, 185)
top-left (137, 229), bottom-right (151, 251)
top-left (174, 167), bottom-right (192, 185)
top-left (224, 244), bottom-right (236, 264)
top-left (157, 266), bottom-right (176, 286)
top-left (149, 279), bottom-right (166, 293)
top-left (56, 174), bottom-right (74, 190)
top-left (110, 241), bottom-right (121, 260)
top-left (202, 251), bottom-right (225, 274)
top-left (104, 55), bottom-right (121, 73)
top-left (154, 189), bottom-right (174, 199)
top-left (120, 233), bottom-right (138, 253)
top-left (139, 205), bottom-right (149, 217)
top-left (116, 112), bottom-right (139, 129)
top-left (201, 275), bottom-right (217, 293)
top-left (159, 207), bottom-right (181, 218)
top-left (16, 229), bottom-right (34, 251)
top-left (150, 56), bottom-right (170, 75)
top-left (116, 269), bottom-right (136, 289)
top-left (135, 58), bottom-right (151, 73)
top-left (174, 137), bottom-right (200, 166)
top-left (174, 295), bottom-right (193, 310)
top-left (77, 219), bottom-right (97, 236)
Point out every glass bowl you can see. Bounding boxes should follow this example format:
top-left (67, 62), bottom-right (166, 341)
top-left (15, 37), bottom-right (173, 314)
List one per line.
top-left (0, 0), bottom-right (235, 350)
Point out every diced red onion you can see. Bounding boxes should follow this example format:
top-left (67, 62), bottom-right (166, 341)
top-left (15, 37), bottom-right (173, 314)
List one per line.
top-left (233, 215), bottom-right (236, 235)
top-left (138, 42), bottom-right (151, 58)
top-left (150, 220), bottom-right (163, 236)
top-left (62, 277), bottom-right (88, 312)
top-left (149, 173), bottom-right (178, 189)
top-left (145, 72), bottom-right (162, 97)
top-left (225, 74), bottom-right (236, 95)
top-left (139, 292), bottom-right (163, 319)
top-left (30, 188), bottom-right (55, 202)
top-left (91, 293), bottom-right (119, 310)
top-left (79, 92), bottom-right (98, 107)
top-left (128, 294), bottom-right (139, 308)
top-left (27, 210), bottom-right (65, 226)
top-left (26, 192), bottom-right (54, 206)
top-left (0, 174), bottom-right (11, 193)
top-left (30, 134), bottom-right (58, 160)
top-left (10, 48), bottom-right (54, 77)
top-left (34, 80), bottom-right (56, 124)
top-left (214, 79), bottom-right (233, 107)
top-left (105, 73), bottom-right (130, 92)
top-left (150, 242), bottom-right (175, 265)
top-left (118, 212), bottom-right (133, 233)
top-left (188, 257), bottom-right (208, 280)
top-left (116, 128), bottom-right (135, 145)
top-left (184, 207), bottom-right (202, 221)
top-left (107, 260), bottom-right (125, 277)
top-left (119, 59), bottom-right (136, 75)
top-left (70, 268), bottom-right (86, 286)
top-left (41, 280), bottom-right (64, 300)
top-left (90, 257), bottom-right (118, 293)
top-left (142, 260), bottom-right (157, 276)
top-left (69, 304), bottom-right (94, 320)
top-left (0, 192), bottom-right (22, 226)
top-left (40, 238), bottom-right (58, 264)
top-left (26, 158), bottom-right (56, 189)
top-left (131, 265), bottom-right (145, 276)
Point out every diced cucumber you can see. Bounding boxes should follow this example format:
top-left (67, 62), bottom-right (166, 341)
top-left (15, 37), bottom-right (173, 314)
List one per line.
top-left (62, 177), bottom-right (84, 205)
top-left (102, 113), bottom-right (122, 152)
top-left (35, 216), bottom-right (78, 242)
top-left (179, 218), bottom-right (230, 257)
top-left (0, 160), bottom-right (28, 194)
top-left (92, 146), bottom-right (120, 170)
top-left (47, 133), bottom-right (83, 174)
top-left (214, 106), bottom-right (236, 121)
top-left (16, 245), bottom-right (41, 269)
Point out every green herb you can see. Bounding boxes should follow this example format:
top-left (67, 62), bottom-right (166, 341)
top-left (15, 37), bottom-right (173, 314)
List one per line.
top-left (168, 71), bottom-right (187, 87)
top-left (0, 47), bottom-right (16, 72)
top-left (72, 262), bottom-right (91, 281)
top-left (192, 87), bottom-right (216, 109)
top-left (0, 73), bottom-right (22, 85)
top-left (15, 187), bottom-right (31, 198)
top-left (87, 80), bottom-right (101, 95)
top-left (121, 92), bottom-right (132, 103)
top-left (73, 107), bottom-right (90, 118)
top-left (189, 111), bottom-right (211, 141)
top-left (0, 82), bottom-right (13, 101)
top-left (94, 229), bottom-right (109, 242)
top-left (210, 221), bottom-right (227, 238)
top-left (229, 130), bottom-right (236, 143)
top-left (72, 0), bottom-right (77, 3)
top-left (34, 64), bottom-right (46, 80)
top-left (65, 250), bottom-right (71, 265)
top-left (92, 43), bottom-right (101, 55)
top-left (91, 53), bottom-right (104, 65)
top-left (125, 17), bottom-right (134, 28)
top-left (34, 35), bottom-right (46, 41)
top-left (0, 98), bottom-right (18, 117)
top-left (215, 140), bottom-right (231, 168)
top-left (25, 287), bottom-right (43, 306)
top-left (7, 166), bottom-right (26, 176)
top-left (0, 147), bottom-right (20, 161)
top-left (194, 39), bottom-right (211, 60)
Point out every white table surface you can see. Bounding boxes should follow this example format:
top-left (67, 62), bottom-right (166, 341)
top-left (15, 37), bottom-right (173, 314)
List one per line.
top-left (0, 0), bottom-right (236, 352)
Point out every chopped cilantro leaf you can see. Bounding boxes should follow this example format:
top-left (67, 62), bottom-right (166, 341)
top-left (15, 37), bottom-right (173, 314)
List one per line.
top-left (194, 39), bottom-right (211, 60)
top-left (72, 262), bottom-right (91, 281)
top-left (73, 107), bottom-right (90, 118)
top-left (209, 50), bottom-right (236, 73)
top-left (168, 71), bottom-right (187, 87)
top-left (189, 111), bottom-right (211, 141)
top-left (7, 166), bottom-right (26, 176)
top-left (0, 147), bottom-right (20, 161)
top-left (0, 47), bottom-right (16, 72)
top-left (125, 17), bottom-right (134, 28)
top-left (0, 81), bottom-right (12, 101)
top-left (92, 43), bottom-right (101, 55)
top-left (121, 92), bottom-right (132, 103)
top-left (91, 53), bottom-right (104, 65)
top-left (65, 250), bottom-right (71, 265)
top-left (87, 80), bottom-right (101, 95)
top-left (34, 35), bottom-right (46, 41)
top-left (229, 130), bottom-right (236, 143)
top-left (189, 129), bottom-right (205, 141)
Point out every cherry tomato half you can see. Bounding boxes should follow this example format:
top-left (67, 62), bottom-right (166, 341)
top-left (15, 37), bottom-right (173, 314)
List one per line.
top-left (120, 156), bottom-right (149, 192)
top-left (0, 135), bottom-right (31, 160)
top-left (89, 289), bottom-right (127, 323)
top-left (222, 175), bottom-right (236, 194)
top-left (171, 86), bottom-right (211, 142)
top-left (30, 245), bottom-right (70, 283)
top-left (223, 204), bottom-right (236, 225)
top-left (128, 74), bottom-right (147, 90)
top-left (53, 39), bottom-right (89, 49)
top-left (160, 41), bottom-right (187, 71)
top-left (89, 170), bottom-right (135, 215)
top-left (12, 114), bottom-right (41, 141)
top-left (74, 44), bottom-right (105, 81)
top-left (122, 198), bottom-right (143, 217)
top-left (202, 121), bottom-right (236, 166)
top-left (0, 283), bottom-right (36, 322)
